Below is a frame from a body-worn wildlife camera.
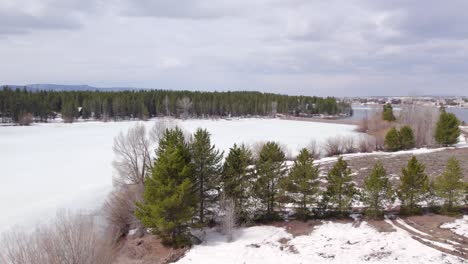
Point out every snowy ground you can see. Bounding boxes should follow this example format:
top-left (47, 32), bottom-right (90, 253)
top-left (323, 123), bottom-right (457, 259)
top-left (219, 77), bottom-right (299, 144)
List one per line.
top-left (177, 221), bottom-right (465, 264)
top-left (441, 216), bottom-right (468, 238)
top-left (0, 118), bottom-right (359, 233)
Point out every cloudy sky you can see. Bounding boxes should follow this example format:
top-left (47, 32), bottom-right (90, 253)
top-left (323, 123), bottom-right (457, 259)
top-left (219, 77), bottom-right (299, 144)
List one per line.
top-left (1, 0), bottom-right (468, 96)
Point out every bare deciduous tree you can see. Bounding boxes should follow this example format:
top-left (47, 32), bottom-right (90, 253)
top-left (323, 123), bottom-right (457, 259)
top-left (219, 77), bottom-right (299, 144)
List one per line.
top-left (323, 136), bottom-right (344, 157)
top-left (251, 141), bottom-right (266, 160)
top-left (149, 118), bottom-right (177, 144)
top-left (221, 197), bottom-right (236, 242)
top-left (356, 110), bottom-right (369, 133)
top-left (103, 185), bottom-right (143, 239)
top-left (306, 139), bottom-right (320, 159)
top-left (163, 95), bottom-right (170, 116)
top-left (342, 136), bottom-right (356, 154)
top-left (109, 120), bottom-right (177, 238)
top-left (399, 104), bottom-right (438, 147)
top-left (1, 211), bottom-right (115, 264)
top-left (271, 101), bottom-right (278, 117)
top-left (177, 97), bottom-right (192, 119)
top-left (112, 123), bottom-right (152, 188)
top-left (358, 135), bottom-right (376, 153)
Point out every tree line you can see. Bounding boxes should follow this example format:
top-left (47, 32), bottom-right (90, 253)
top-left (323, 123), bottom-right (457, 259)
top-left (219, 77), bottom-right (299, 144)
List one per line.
top-left (0, 86), bottom-right (352, 124)
top-left (384, 105), bottom-right (461, 151)
top-left (119, 125), bottom-right (466, 247)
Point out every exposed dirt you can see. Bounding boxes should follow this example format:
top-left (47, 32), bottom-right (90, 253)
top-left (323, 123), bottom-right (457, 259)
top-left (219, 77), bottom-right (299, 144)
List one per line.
top-left (113, 234), bottom-right (187, 264)
top-left (271, 220), bottom-right (322, 237)
top-left (404, 215), bottom-right (468, 246)
top-left (366, 219), bottom-right (396, 232)
top-left (388, 216), bottom-right (468, 259)
top-left (320, 147), bottom-right (468, 188)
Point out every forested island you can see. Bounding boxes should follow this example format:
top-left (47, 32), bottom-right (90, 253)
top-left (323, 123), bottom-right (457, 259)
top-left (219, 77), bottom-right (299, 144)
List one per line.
top-left (0, 86), bottom-right (352, 124)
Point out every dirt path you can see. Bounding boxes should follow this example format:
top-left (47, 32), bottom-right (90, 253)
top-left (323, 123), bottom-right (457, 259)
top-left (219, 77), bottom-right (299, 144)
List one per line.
top-left (386, 217), bottom-right (467, 259)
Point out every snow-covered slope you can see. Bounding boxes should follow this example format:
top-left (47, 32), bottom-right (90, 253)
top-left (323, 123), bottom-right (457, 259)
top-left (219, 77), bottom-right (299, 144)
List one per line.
top-left (178, 222), bottom-right (465, 264)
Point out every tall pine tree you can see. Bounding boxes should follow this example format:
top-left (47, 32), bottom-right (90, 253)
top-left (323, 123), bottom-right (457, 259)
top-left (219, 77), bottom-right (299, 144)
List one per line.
top-left (434, 157), bottom-right (465, 213)
top-left (399, 126), bottom-right (416, 150)
top-left (191, 128), bottom-right (223, 224)
top-left (384, 127), bottom-right (401, 151)
top-left (281, 148), bottom-right (320, 221)
top-left (361, 161), bottom-right (394, 218)
top-left (435, 109), bottom-right (461, 146)
top-left (323, 157), bottom-right (357, 217)
top-left (383, 103), bottom-right (396, 121)
top-left (222, 144), bottom-right (253, 223)
top-left (253, 142), bottom-right (287, 221)
top-left (135, 127), bottom-right (195, 247)
top-left (398, 156), bottom-right (429, 215)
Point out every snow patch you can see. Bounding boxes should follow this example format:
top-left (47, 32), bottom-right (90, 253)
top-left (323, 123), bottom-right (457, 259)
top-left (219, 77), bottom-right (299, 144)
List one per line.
top-left (441, 216), bottom-right (468, 238)
top-left (177, 221), bottom-right (465, 264)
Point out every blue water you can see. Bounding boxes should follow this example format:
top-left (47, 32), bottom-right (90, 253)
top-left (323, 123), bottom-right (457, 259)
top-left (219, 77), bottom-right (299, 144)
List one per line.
top-left (349, 105), bottom-right (468, 123)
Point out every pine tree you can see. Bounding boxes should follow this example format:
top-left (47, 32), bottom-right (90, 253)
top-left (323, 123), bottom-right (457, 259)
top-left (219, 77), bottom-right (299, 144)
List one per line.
top-left (282, 148), bottom-right (319, 221)
top-left (222, 144), bottom-right (253, 223)
top-left (323, 157), bottom-right (357, 217)
top-left (435, 110), bottom-right (461, 146)
top-left (398, 156), bottom-right (429, 215)
top-left (384, 127), bottom-right (401, 151)
top-left (399, 126), bottom-right (415, 150)
top-left (81, 99), bottom-right (92, 119)
top-left (383, 103), bottom-right (396, 121)
top-left (135, 127), bottom-right (195, 247)
top-left (191, 128), bottom-right (223, 224)
top-left (253, 142), bottom-right (287, 221)
top-left (61, 100), bottom-right (77, 123)
top-left (434, 157), bottom-right (465, 213)
top-left (361, 161), bottom-right (394, 218)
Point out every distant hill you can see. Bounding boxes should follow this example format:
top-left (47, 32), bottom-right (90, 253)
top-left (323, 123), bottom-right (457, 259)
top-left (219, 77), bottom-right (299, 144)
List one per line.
top-left (3, 83), bottom-right (139, 92)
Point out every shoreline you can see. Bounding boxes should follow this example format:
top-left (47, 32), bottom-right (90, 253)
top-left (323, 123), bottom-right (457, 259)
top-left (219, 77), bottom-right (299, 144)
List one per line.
top-left (0, 115), bottom-right (359, 127)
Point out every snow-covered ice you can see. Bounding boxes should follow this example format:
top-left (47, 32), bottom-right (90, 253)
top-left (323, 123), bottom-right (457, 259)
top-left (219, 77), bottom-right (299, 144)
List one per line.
top-left (177, 221), bottom-right (465, 264)
top-left (0, 118), bottom-right (359, 233)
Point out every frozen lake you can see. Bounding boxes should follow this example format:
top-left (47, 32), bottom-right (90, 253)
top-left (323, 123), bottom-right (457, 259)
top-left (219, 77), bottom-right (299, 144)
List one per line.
top-left (0, 118), bottom-right (359, 233)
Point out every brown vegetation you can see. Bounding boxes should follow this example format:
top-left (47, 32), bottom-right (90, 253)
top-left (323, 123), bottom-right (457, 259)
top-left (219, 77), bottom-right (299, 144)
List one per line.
top-left (0, 211), bottom-right (115, 264)
top-left (399, 105), bottom-right (439, 148)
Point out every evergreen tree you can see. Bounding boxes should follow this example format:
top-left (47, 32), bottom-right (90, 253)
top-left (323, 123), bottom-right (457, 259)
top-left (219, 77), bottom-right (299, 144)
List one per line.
top-left (435, 110), bottom-right (461, 146)
top-left (135, 127), bottom-right (195, 247)
top-left (434, 157), bottom-right (465, 213)
top-left (61, 100), bottom-right (77, 123)
top-left (323, 157), bottom-right (357, 217)
top-left (398, 156), bottom-right (429, 215)
top-left (222, 144), bottom-right (253, 223)
top-left (281, 148), bottom-right (319, 221)
top-left (382, 103), bottom-right (396, 121)
top-left (81, 99), bottom-right (92, 119)
top-left (253, 142), bottom-right (287, 221)
top-left (384, 127), bottom-right (401, 151)
top-left (191, 128), bottom-right (223, 224)
top-left (0, 87), bottom-right (352, 124)
top-left (399, 126), bottom-right (416, 150)
top-left (361, 161), bottom-right (394, 218)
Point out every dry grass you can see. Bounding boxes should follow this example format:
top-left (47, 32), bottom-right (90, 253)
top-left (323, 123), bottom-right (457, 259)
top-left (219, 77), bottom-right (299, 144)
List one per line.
top-left (103, 185), bottom-right (144, 239)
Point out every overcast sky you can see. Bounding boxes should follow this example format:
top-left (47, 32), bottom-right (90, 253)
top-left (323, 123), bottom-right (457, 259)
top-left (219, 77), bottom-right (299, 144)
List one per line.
top-left (1, 0), bottom-right (468, 96)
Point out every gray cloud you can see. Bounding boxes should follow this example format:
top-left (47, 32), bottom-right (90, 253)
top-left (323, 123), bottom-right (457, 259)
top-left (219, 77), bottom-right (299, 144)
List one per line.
top-left (0, 0), bottom-right (103, 35)
top-left (0, 0), bottom-right (467, 96)
top-left (119, 0), bottom-right (239, 19)
top-left (0, 10), bottom-right (81, 35)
